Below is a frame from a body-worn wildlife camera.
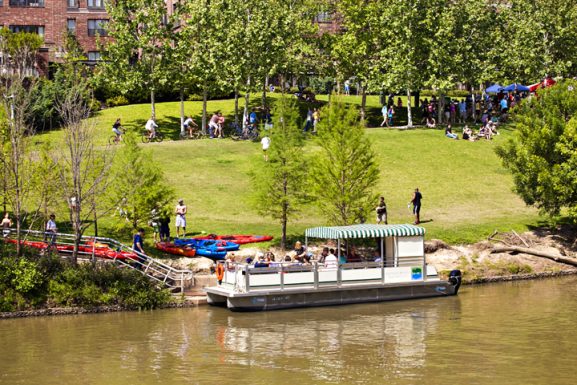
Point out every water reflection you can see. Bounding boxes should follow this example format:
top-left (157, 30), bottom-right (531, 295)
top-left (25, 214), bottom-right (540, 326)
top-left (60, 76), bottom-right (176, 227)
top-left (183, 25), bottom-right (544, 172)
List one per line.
top-left (1, 277), bottom-right (577, 385)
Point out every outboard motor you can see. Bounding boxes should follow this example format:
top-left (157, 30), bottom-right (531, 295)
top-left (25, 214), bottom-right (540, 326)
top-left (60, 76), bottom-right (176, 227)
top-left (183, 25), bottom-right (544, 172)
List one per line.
top-left (448, 269), bottom-right (462, 294)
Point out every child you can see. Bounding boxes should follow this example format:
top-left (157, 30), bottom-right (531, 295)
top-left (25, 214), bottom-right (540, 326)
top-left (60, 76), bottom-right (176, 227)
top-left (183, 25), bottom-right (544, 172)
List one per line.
top-left (261, 135), bottom-right (271, 161)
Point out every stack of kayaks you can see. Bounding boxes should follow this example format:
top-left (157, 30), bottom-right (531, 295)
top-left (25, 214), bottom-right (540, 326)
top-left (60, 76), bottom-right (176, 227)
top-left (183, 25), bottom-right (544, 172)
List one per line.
top-left (3, 239), bottom-right (136, 260)
top-left (193, 234), bottom-right (273, 245)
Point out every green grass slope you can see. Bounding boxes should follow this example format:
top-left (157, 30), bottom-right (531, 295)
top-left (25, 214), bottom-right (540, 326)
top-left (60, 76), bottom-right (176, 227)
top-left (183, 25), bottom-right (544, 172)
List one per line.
top-left (37, 97), bottom-right (539, 245)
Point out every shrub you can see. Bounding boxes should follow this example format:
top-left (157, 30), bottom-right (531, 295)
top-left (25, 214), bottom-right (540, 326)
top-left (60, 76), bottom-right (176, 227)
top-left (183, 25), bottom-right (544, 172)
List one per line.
top-left (106, 95), bottom-right (130, 107)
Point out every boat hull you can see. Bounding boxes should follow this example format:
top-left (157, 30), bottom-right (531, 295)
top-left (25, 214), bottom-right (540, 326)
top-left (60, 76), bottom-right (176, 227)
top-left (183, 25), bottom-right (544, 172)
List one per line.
top-left (206, 280), bottom-right (459, 311)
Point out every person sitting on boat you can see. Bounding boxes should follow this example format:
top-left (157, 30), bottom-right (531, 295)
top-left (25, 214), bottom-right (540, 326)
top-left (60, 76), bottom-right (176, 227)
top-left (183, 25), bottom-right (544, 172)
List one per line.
top-left (293, 241), bottom-right (307, 261)
top-left (254, 255), bottom-right (269, 268)
top-left (324, 249), bottom-right (338, 269)
top-left (318, 247), bottom-right (329, 264)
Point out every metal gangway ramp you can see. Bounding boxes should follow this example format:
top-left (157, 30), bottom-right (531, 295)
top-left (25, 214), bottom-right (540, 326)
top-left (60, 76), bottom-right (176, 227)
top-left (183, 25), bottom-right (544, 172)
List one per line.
top-left (1, 229), bottom-right (194, 293)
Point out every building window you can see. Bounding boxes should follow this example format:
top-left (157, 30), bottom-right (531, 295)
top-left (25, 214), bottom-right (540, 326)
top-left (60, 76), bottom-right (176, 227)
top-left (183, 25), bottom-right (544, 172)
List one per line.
top-left (9, 0), bottom-right (45, 7)
top-left (87, 0), bottom-right (104, 9)
top-left (67, 0), bottom-right (78, 8)
top-left (87, 19), bottom-right (108, 37)
top-left (87, 51), bottom-right (101, 62)
top-left (9, 25), bottom-right (45, 36)
top-left (315, 12), bottom-right (332, 23)
top-left (67, 19), bottom-right (76, 33)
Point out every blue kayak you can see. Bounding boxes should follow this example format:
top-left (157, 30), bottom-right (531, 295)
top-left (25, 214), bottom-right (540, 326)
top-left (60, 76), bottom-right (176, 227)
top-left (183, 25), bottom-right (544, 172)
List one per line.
top-left (174, 238), bottom-right (240, 252)
top-left (194, 248), bottom-right (227, 260)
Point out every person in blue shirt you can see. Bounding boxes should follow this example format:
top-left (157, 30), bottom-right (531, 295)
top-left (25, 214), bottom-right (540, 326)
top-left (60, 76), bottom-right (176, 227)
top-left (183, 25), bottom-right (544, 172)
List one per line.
top-left (410, 188), bottom-right (423, 225)
top-left (133, 228), bottom-right (146, 269)
top-left (500, 97), bottom-right (508, 113)
top-left (249, 110), bottom-right (258, 127)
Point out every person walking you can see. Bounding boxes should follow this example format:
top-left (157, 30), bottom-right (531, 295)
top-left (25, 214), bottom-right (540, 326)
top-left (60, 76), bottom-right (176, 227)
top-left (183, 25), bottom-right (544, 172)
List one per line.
top-left (376, 197), bottom-right (388, 225)
top-left (175, 199), bottom-right (187, 238)
top-left (409, 188), bottom-right (423, 225)
top-left (261, 135), bottom-right (271, 161)
top-left (380, 104), bottom-right (388, 127)
top-left (132, 228), bottom-right (146, 270)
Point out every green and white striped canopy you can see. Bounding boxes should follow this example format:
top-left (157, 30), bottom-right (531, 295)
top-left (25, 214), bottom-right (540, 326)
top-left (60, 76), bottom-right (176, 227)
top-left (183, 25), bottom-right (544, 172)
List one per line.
top-left (305, 224), bottom-right (425, 239)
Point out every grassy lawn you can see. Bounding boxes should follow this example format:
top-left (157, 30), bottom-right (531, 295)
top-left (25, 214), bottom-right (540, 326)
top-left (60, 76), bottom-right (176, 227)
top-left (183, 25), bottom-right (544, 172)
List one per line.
top-left (36, 97), bottom-right (540, 247)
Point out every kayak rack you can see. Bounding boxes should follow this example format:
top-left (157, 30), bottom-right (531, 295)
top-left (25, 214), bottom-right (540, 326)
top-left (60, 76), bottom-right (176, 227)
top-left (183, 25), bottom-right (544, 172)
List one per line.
top-left (1, 229), bottom-right (194, 293)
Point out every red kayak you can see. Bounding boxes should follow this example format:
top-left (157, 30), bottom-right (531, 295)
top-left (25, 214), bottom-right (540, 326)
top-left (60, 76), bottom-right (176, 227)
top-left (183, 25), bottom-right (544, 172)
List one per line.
top-left (3, 239), bottom-right (136, 260)
top-left (193, 234), bottom-right (273, 245)
top-left (155, 242), bottom-right (197, 258)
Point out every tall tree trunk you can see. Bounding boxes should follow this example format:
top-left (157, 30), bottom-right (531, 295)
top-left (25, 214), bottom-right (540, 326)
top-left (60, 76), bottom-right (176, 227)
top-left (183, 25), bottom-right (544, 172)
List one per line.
top-left (201, 87), bottom-right (208, 135)
top-left (414, 91), bottom-right (420, 109)
top-left (234, 88), bottom-right (239, 126)
top-left (360, 87), bottom-right (367, 124)
top-left (438, 94), bottom-right (444, 124)
top-left (179, 87), bottom-right (185, 136)
top-left (150, 89), bottom-right (156, 118)
top-left (406, 89), bottom-right (413, 128)
top-left (243, 75), bottom-right (251, 127)
top-left (262, 75), bottom-right (268, 108)
top-left (471, 91), bottom-right (476, 122)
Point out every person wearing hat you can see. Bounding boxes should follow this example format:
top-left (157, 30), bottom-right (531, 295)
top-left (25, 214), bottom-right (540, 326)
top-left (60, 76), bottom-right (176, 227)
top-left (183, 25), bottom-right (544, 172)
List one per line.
top-left (175, 199), bottom-right (187, 238)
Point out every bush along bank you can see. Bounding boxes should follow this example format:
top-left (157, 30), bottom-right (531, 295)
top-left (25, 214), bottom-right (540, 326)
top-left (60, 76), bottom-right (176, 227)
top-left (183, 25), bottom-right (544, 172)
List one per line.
top-left (0, 251), bottom-right (170, 313)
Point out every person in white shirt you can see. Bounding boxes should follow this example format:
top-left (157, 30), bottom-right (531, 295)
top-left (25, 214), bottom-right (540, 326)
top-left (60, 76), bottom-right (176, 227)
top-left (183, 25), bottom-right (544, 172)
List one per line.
top-left (145, 116), bottom-right (158, 139)
top-left (175, 199), bottom-right (187, 238)
top-left (324, 249), bottom-right (338, 269)
top-left (183, 116), bottom-right (198, 138)
top-left (261, 136), bottom-right (271, 161)
top-left (45, 214), bottom-right (57, 244)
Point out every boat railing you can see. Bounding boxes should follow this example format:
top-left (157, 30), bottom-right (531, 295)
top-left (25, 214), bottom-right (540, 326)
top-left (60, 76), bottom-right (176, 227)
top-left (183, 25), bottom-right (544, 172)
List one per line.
top-left (219, 260), bottom-right (434, 293)
top-left (1, 228), bottom-right (194, 293)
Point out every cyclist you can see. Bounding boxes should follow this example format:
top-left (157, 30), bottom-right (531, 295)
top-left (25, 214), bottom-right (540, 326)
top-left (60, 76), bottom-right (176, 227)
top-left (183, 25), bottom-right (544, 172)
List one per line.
top-left (145, 116), bottom-right (158, 140)
top-left (112, 118), bottom-right (123, 143)
top-left (183, 115), bottom-right (199, 138)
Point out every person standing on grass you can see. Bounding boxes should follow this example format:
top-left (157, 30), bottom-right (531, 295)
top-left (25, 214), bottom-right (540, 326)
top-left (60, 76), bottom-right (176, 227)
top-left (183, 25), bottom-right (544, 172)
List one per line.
top-left (261, 135), bottom-right (271, 161)
top-left (380, 104), bottom-right (388, 127)
top-left (387, 105), bottom-right (395, 127)
top-left (409, 188), bottom-right (423, 225)
top-left (175, 199), bottom-right (187, 238)
top-left (312, 108), bottom-right (320, 132)
top-left (344, 80), bottom-right (350, 95)
top-left (376, 196), bottom-right (388, 224)
top-left (145, 116), bottom-right (158, 140)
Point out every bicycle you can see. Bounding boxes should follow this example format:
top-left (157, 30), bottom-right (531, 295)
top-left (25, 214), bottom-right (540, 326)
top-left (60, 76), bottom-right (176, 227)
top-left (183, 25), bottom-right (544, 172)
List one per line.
top-left (179, 128), bottom-right (206, 140)
top-left (108, 128), bottom-right (125, 145)
top-left (230, 123), bottom-right (260, 141)
top-left (142, 131), bottom-right (164, 143)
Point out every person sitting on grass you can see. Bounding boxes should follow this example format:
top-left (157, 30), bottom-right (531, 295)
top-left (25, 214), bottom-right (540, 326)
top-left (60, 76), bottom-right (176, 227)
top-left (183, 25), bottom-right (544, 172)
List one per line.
top-left (426, 116), bottom-right (436, 128)
top-left (445, 124), bottom-right (458, 139)
top-left (462, 125), bottom-right (477, 141)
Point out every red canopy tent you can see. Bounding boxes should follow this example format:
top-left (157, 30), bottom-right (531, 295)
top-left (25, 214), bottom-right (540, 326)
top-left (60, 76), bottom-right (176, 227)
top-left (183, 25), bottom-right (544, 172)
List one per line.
top-left (529, 77), bottom-right (557, 92)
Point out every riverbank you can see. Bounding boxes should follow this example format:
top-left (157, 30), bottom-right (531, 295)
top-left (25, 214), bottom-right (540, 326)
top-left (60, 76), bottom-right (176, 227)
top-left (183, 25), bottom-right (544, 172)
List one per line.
top-left (3, 228), bottom-right (576, 319)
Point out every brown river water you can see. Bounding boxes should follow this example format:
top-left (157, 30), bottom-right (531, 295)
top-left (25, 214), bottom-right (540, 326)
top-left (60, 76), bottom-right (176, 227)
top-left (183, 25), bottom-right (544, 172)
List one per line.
top-left (1, 276), bottom-right (576, 385)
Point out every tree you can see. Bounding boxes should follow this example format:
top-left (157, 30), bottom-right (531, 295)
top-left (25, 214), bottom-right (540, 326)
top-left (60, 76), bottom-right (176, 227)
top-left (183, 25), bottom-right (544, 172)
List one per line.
top-left (109, 134), bottom-right (174, 232)
top-left (53, 83), bottom-right (113, 264)
top-left (102, 0), bottom-right (173, 118)
top-left (0, 30), bottom-right (43, 255)
top-left (496, 81), bottom-right (577, 219)
top-left (253, 98), bottom-right (309, 249)
top-left (499, 0), bottom-right (577, 83)
top-left (310, 99), bottom-right (379, 225)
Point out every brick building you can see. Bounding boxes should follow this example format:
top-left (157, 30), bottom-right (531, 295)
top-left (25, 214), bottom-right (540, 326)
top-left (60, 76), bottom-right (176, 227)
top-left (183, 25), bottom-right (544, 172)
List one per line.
top-left (0, 0), bottom-right (110, 73)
